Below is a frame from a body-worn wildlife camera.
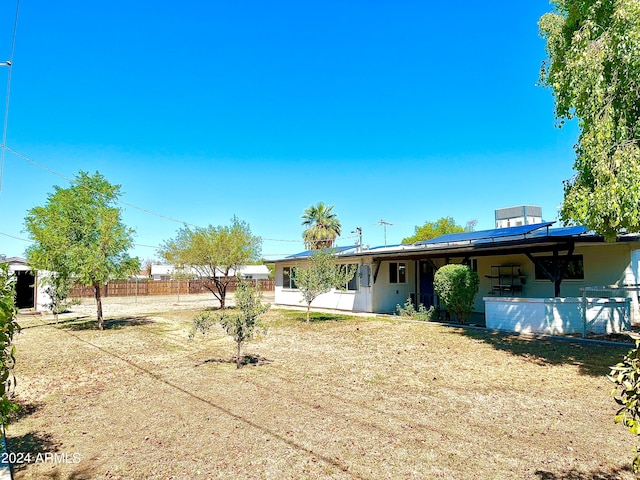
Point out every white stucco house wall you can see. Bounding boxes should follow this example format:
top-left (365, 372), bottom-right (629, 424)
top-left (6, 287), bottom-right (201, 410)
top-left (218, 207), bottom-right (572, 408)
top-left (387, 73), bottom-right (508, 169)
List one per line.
top-left (273, 223), bottom-right (640, 335)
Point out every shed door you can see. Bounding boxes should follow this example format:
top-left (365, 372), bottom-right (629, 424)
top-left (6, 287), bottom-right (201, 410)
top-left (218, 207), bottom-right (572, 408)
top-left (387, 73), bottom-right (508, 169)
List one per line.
top-left (15, 271), bottom-right (35, 309)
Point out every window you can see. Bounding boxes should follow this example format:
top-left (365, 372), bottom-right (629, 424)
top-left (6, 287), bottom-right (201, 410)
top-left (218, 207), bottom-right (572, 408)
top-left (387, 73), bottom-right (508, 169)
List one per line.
top-left (534, 255), bottom-right (584, 280)
top-left (389, 262), bottom-right (407, 284)
top-left (340, 264), bottom-right (358, 291)
top-left (282, 266), bottom-right (297, 289)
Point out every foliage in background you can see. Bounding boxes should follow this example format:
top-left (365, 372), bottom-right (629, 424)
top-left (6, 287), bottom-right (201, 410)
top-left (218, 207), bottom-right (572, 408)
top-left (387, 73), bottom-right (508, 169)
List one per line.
top-left (609, 339), bottom-right (640, 472)
top-left (301, 202), bottom-right (342, 249)
top-left (539, 0), bottom-right (640, 242)
top-left (402, 217), bottom-right (476, 244)
top-left (190, 279), bottom-right (269, 368)
top-left (292, 249), bottom-right (357, 322)
top-left (395, 297), bottom-right (437, 321)
top-left (0, 265), bottom-right (20, 427)
top-left (433, 264), bottom-right (479, 325)
top-left (24, 171), bottom-right (139, 330)
top-left (160, 216), bottom-right (262, 309)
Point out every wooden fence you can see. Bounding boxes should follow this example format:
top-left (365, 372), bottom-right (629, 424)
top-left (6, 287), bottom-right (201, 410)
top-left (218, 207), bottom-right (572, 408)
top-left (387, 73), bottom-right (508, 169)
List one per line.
top-left (69, 278), bottom-right (275, 298)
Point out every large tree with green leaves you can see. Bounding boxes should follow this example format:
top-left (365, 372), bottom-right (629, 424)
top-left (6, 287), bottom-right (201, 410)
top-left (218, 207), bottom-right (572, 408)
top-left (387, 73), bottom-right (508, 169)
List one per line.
top-left (539, 0), bottom-right (640, 241)
top-left (292, 249), bottom-right (357, 321)
top-left (402, 217), bottom-right (475, 244)
top-left (301, 202), bottom-right (342, 249)
top-left (24, 171), bottom-right (139, 330)
top-left (159, 217), bottom-right (262, 309)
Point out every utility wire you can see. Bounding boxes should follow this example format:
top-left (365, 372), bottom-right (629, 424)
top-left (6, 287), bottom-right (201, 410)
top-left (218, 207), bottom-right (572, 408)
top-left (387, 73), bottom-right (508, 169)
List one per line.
top-left (4, 146), bottom-right (306, 244)
top-left (0, 0), bottom-right (20, 195)
top-left (0, 230), bottom-right (31, 242)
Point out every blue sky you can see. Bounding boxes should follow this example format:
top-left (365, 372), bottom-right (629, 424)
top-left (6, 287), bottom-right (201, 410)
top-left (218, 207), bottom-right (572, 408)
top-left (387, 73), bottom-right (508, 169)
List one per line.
top-left (0, 1), bottom-right (578, 261)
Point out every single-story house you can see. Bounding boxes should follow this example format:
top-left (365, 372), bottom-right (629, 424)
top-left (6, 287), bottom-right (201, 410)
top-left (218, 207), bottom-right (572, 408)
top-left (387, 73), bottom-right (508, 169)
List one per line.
top-left (151, 264), bottom-right (271, 281)
top-left (274, 222), bottom-right (640, 336)
top-left (0, 257), bottom-right (51, 311)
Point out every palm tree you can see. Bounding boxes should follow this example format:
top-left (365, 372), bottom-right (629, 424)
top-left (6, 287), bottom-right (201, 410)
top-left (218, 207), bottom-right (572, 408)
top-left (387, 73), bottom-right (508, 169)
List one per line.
top-left (301, 202), bottom-right (342, 249)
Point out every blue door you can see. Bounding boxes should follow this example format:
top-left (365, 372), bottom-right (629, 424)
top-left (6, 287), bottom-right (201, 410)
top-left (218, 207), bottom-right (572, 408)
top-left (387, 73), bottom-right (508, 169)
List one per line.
top-left (419, 261), bottom-right (435, 308)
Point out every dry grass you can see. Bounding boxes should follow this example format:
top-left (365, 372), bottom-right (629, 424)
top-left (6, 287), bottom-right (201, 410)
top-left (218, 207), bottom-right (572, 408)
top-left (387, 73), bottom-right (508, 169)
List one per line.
top-left (7, 301), bottom-right (639, 479)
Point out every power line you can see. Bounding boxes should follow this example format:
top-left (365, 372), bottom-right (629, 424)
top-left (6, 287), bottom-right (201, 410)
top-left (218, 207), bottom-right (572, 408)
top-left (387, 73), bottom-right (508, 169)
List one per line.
top-left (0, 230), bottom-right (32, 243)
top-left (4, 146), bottom-right (308, 245)
top-left (0, 0), bottom-right (20, 195)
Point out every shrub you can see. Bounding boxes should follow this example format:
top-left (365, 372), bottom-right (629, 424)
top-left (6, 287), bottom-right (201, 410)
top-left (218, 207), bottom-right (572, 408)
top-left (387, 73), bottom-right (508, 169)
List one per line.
top-left (190, 278), bottom-right (269, 368)
top-left (609, 339), bottom-right (640, 472)
top-left (395, 297), bottom-right (437, 321)
top-left (433, 264), bottom-right (479, 325)
top-left (0, 264), bottom-right (20, 426)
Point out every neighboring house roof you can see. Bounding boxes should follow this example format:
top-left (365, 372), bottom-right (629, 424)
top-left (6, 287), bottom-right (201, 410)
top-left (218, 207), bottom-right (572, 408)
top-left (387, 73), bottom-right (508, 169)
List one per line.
top-left (274, 223), bottom-right (637, 263)
top-left (0, 256), bottom-right (28, 265)
top-left (150, 264), bottom-right (176, 276)
top-left (0, 257), bottom-right (33, 272)
top-left (240, 265), bottom-right (270, 276)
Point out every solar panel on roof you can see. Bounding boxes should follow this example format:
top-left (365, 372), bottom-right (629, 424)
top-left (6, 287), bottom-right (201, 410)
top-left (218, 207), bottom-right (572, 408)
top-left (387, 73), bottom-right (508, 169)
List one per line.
top-left (530, 225), bottom-right (588, 237)
top-left (416, 221), bottom-right (555, 246)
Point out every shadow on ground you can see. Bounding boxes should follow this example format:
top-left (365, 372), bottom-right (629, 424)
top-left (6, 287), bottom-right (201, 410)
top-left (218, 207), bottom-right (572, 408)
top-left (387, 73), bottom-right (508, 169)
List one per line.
top-left (6, 431), bottom-right (61, 472)
top-left (18, 316), bottom-right (91, 330)
top-left (61, 316), bottom-right (154, 331)
top-left (455, 327), bottom-right (630, 377)
top-left (196, 353), bottom-right (272, 367)
top-left (9, 398), bottom-right (43, 423)
top-left (535, 464), bottom-right (633, 479)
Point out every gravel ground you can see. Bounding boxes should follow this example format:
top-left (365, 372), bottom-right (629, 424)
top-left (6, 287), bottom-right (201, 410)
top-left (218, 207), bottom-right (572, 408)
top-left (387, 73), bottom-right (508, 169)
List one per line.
top-left (49, 291), bottom-right (276, 320)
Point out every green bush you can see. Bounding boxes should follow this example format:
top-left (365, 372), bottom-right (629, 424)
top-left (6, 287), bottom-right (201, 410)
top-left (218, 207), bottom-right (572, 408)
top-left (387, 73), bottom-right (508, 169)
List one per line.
top-left (395, 297), bottom-right (437, 321)
top-left (433, 264), bottom-right (479, 325)
top-left (0, 264), bottom-right (20, 426)
top-left (609, 339), bottom-right (640, 473)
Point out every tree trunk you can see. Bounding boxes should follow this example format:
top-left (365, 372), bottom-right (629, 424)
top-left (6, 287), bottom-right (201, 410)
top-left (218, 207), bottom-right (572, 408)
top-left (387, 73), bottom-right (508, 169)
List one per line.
top-left (306, 303), bottom-right (311, 322)
top-left (94, 282), bottom-right (104, 330)
top-left (217, 281), bottom-right (227, 309)
top-left (236, 341), bottom-right (242, 369)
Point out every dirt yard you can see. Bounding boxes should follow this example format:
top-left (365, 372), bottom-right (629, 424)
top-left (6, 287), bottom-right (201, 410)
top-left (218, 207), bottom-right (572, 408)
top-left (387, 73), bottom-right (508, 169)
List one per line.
top-left (6, 295), bottom-right (639, 479)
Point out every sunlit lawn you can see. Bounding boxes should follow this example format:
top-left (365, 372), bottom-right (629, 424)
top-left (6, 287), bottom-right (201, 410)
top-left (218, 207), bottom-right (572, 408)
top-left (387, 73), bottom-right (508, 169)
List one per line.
top-left (7, 306), bottom-right (637, 479)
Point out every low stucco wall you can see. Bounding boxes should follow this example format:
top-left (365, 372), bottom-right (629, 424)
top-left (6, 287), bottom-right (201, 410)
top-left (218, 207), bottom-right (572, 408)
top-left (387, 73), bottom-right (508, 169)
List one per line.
top-left (484, 297), bottom-right (631, 335)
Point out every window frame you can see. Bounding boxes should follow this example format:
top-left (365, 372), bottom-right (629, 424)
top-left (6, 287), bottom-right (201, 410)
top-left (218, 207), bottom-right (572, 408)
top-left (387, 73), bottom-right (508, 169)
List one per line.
top-left (339, 263), bottom-right (359, 292)
top-left (282, 266), bottom-right (297, 289)
top-left (533, 254), bottom-right (584, 281)
top-left (389, 262), bottom-right (407, 284)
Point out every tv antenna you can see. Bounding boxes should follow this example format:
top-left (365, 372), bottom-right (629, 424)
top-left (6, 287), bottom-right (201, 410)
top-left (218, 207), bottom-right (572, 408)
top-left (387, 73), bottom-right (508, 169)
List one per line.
top-left (377, 219), bottom-right (392, 247)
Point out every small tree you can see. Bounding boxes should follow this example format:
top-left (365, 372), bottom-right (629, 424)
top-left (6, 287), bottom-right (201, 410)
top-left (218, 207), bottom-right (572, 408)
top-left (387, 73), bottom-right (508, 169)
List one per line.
top-left (609, 339), bottom-right (640, 472)
top-left (160, 217), bottom-right (261, 309)
top-left (191, 279), bottom-right (269, 368)
top-left (41, 272), bottom-right (75, 323)
top-left (0, 265), bottom-right (20, 427)
top-left (433, 264), bottom-right (479, 325)
top-left (24, 171), bottom-right (139, 329)
top-left (292, 249), bottom-right (357, 322)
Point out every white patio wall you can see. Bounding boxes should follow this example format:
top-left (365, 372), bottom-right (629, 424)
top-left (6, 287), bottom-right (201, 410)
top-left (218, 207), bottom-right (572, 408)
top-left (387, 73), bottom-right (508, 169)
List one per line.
top-left (484, 296), bottom-right (631, 335)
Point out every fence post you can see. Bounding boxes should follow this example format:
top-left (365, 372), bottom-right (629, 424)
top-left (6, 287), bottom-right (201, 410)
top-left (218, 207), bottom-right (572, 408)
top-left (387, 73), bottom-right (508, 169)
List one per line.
top-left (581, 288), bottom-right (587, 339)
